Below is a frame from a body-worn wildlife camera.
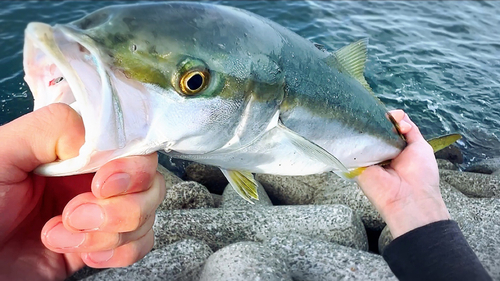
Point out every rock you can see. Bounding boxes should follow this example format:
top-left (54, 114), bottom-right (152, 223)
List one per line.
top-left (158, 181), bottom-right (215, 211)
top-left (185, 163), bottom-right (228, 194)
top-left (156, 163), bottom-right (184, 187)
top-left (211, 193), bottom-right (222, 208)
top-left (437, 159), bottom-right (458, 171)
top-left (434, 144), bottom-right (463, 164)
top-left (313, 174), bottom-right (385, 231)
top-left (154, 205), bottom-right (368, 251)
top-left (378, 225), bottom-right (393, 255)
top-left (221, 182), bottom-right (273, 209)
top-left (465, 157), bottom-right (500, 174)
top-left (440, 170), bottom-right (500, 198)
top-left (67, 267), bottom-right (103, 281)
top-left (255, 172), bottom-right (331, 205)
top-left (84, 239), bottom-right (213, 281)
top-left (199, 242), bottom-right (292, 281)
top-left (266, 234), bottom-right (396, 281)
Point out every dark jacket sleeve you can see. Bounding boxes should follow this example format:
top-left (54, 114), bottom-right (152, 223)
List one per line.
top-left (382, 220), bottom-right (492, 281)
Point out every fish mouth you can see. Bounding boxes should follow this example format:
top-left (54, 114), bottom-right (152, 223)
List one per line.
top-left (23, 22), bottom-right (152, 175)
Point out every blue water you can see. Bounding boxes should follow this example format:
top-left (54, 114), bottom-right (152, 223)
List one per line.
top-left (1, 1), bottom-right (499, 166)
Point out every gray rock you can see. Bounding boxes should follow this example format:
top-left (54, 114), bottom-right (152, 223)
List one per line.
top-left (255, 173), bottom-right (331, 205)
top-left (185, 163), bottom-right (228, 194)
top-left (313, 174), bottom-right (385, 231)
top-left (67, 267), bottom-right (103, 281)
top-left (378, 225), bottom-right (393, 255)
top-left (199, 242), bottom-right (292, 281)
top-left (159, 181), bottom-right (215, 211)
top-left (434, 144), bottom-right (464, 164)
top-left (211, 193), bottom-right (222, 208)
top-left (266, 234), bottom-right (396, 281)
top-left (493, 170), bottom-right (500, 177)
top-left (157, 163), bottom-right (184, 187)
top-left (440, 170), bottom-right (500, 198)
top-left (84, 239), bottom-right (213, 281)
top-left (465, 157), bottom-right (500, 174)
top-left (221, 182), bottom-right (273, 209)
top-left (154, 205), bottom-right (368, 251)
top-left (437, 159), bottom-right (458, 171)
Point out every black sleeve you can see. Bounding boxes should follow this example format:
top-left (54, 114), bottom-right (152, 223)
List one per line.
top-left (382, 220), bottom-right (492, 281)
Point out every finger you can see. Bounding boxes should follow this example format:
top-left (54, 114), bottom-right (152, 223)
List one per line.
top-left (41, 213), bottom-right (155, 253)
top-left (62, 172), bottom-right (165, 232)
top-left (0, 103), bottom-right (84, 182)
top-left (401, 114), bottom-right (427, 144)
top-left (92, 153), bottom-right (158, 199)
top-left (388, 109), bottom-right (405, 122)
top-left (81, 229), bottom-right (154, 268)
top-left (388, 109), bottom-right (412, 134)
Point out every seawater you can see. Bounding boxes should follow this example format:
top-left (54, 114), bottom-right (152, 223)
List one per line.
top-left (0, 1), bottom-right (499, 166)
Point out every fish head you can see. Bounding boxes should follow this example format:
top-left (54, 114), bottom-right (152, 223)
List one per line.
top-left (23, 3), bottom-right (285, 176)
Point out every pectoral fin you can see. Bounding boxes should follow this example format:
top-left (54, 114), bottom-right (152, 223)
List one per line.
top-left (220, 169), bottom-right (259, 203)
top-left (276, 122), bottom-right (349, 174)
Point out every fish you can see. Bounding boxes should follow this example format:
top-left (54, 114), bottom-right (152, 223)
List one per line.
top-left (23, 2), bottom-right (459, 202)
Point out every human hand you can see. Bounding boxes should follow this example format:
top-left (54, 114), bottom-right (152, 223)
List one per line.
top-left (357, 110), bottom-right (450, 238)
top-left (0, 104), bottom-right (166, 280)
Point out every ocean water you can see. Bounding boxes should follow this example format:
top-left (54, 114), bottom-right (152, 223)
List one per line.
top-left (0, 1), bottom-right (499, 166)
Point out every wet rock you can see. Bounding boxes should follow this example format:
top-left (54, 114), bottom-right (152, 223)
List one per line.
top-left (465, 157), bottom-right (500, 174)
top-left (440, 170), bottom-right (500, 198)
top-left (313, 174), bottom-right (384, 231)
top-left (85, 239), bottom-right (212, 281)
top-left (267, 234), bottom-right (396, 281)
top-left (221, 182), bottom-right (273, 209)
top-left (255, 173), bottom-right (330, 205)
top-left (185, 163), bottom-right (228, 194)
top-left (156, 163), bottom-right (183, 187)
top-left (153, 205), bottom-right (367, 251)
top-left (158, 181), bottom-right (215, 211)
top-left (437, 159), bottom-right (458, 171)
top-left (434, 144), bottom-right (463, 164)
top-left (199, 242), bottom-right (292, 281)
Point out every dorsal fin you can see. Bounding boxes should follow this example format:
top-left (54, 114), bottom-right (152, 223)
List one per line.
top-left (324, 38), bottom-right (373, 93)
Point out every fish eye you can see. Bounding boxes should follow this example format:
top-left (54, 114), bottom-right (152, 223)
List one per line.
top-left (179, 70), bottom-right (209, 95)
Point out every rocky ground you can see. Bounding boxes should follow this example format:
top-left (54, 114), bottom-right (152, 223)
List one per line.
top-left (68, 156), bottom-right (500, 281)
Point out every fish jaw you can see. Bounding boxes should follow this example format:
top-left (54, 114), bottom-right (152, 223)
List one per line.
top-left (23, 22), bottom-right (164, 176)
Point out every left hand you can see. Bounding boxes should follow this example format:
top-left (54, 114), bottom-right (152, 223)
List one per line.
top-left (0, 104), bottom-right (166, 280)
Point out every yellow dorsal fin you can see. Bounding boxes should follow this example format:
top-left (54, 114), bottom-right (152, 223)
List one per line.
top-left (427, 134), bottom-right (462, 153)
top-left (325, 38), bottom-right (373, 93)
top-left (220, 169), bottom-right (259, 203)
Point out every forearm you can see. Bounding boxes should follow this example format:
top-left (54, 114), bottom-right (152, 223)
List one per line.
top-left (382, 220), bottom-right (491, 281)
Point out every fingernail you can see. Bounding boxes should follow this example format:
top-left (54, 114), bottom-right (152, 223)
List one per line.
top-left (87, 249), bottom-right (114, 264)
top-left (68, 204), bottom-right (104, 231)
top-left (399, 120), bottom-right (412, 132)
top-left (46, 223), bottom-right (85, 249)
top-left (100, 173), bottom-right (131, 198)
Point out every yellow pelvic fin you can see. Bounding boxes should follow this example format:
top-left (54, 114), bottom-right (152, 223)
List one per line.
top-left (220, 169), bottom-right (259, 203)
top-left (344, 167), bottom-right (367, 179)
top-left (427, 134), bottom-right (462, 153)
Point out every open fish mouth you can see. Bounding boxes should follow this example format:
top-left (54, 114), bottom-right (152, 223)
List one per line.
top-left (23, 22), bottom-right (154, 175)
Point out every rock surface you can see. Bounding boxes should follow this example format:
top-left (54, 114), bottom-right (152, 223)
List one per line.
top-left (83, 239), bottom-right (213, 281)
top-left (185, 163), bottom-right (228, 194)
top-left (153, 205), bottom-right (368, 251)
top-left (199, 242), bottom-right (292, 281)
top-left (221, 182), bottom-right (273, 209)
top-left (440, 170), bottom-right (500, 198)
top-left (267, 234), bottom-right (396, 281)
top-left (465, 157), bottom-right (500, 174)
top-left (159, 181), bottom-right (215, 211)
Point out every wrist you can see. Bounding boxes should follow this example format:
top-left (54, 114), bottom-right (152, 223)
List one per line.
top-left (383, 196), bottom-right (451, 238)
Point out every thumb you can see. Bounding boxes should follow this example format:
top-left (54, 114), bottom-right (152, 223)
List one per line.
top-left (0, 103), bottom-right (84, 182)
